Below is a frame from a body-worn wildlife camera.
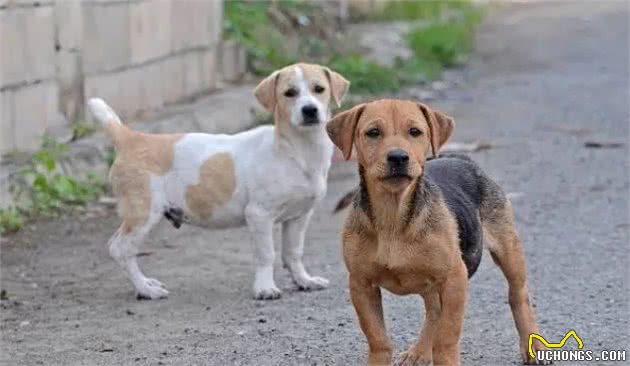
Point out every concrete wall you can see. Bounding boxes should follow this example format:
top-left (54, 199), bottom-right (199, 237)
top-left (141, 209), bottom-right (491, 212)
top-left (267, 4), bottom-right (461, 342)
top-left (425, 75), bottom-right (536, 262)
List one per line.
top-left (0, 0), bottom-right (224, 153)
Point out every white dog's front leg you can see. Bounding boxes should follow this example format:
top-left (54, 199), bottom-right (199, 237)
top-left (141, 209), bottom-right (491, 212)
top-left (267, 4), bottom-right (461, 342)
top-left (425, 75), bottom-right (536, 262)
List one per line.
top-left (281, 210), bottom-right (329, 291)
top-left (245, 205), bottom-right (281, 300)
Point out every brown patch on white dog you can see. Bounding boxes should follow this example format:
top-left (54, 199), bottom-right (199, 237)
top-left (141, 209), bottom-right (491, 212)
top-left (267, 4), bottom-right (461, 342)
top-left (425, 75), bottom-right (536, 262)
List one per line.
top-left (186, 153), bottom-right (236, 221)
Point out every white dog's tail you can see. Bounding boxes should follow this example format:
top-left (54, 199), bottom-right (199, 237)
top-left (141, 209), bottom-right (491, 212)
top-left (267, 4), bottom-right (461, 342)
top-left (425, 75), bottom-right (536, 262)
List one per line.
top-left (87, 98), bottom-right (126, 143)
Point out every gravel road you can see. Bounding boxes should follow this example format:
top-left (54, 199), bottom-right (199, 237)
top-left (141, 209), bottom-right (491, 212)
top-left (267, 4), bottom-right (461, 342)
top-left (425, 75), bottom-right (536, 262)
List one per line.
top-left (1, 2), bottom-right (628, 365)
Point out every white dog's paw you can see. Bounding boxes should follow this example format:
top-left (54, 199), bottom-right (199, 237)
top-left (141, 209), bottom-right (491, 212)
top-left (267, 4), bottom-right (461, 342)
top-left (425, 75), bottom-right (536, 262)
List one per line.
top-left (253, 285), bottom-right (282, 300)
top-left (295, 275), bottom-right (329, 291)
top-left (136, 278), bottom-right (169, 300)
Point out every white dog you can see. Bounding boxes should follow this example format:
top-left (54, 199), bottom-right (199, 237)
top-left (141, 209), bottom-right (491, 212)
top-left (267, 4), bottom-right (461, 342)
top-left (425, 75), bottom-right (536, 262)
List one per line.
top-left (87, 63), bottom-right (349, 300)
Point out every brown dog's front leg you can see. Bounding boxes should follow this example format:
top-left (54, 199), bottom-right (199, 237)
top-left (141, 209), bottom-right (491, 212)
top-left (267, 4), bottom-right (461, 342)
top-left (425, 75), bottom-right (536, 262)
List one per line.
top-left (350, 275), bottom-right (393, 366)
top-left (433, 261), bottom-right (468, 366)
top-left (398, 292), bottom-right (441, 366)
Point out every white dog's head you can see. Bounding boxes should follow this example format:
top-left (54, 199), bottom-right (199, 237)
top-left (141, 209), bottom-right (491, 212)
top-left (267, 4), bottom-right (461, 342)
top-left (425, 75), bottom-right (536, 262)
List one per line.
top-left (255, 63), bottom-right (350, 130)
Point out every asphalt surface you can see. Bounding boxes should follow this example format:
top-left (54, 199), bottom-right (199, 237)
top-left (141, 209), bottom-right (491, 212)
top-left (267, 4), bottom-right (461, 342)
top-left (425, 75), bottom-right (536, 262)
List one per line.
top-left (1, 2), bottom-right (629, 365)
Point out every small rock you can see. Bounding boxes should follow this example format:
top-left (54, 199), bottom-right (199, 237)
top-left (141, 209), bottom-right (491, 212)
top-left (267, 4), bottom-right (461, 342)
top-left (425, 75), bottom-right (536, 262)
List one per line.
top-left (431, 80), bottom-right (449, 91)
top-left (99, 196), bottom-right (117, 205)
top-left (443, 141), bottom-right (493, 153)
top-left (506, 192), bottom-right (524, 200)
top-left (409, 89), bottom-right (436, 101)
top-left (258, 318), bottom-right (267, 323)
top-left (126, 309), bottom-right (135, 316)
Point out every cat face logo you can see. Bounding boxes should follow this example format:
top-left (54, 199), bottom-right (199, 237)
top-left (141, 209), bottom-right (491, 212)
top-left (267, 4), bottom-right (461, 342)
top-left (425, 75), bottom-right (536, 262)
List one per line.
top-left (529, 330), bottom-right (584, 360)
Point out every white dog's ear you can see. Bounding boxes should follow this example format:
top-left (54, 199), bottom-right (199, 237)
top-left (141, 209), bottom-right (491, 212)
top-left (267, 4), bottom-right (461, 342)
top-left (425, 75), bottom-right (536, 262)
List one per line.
top-left (326, 103), bottom-right (365, 160)
top-left (323, 67), bottom-right (350, 107)
top-left (255, 71), bottom-right (280, 112)
top-left (417, 103), bottom-right (454, 157)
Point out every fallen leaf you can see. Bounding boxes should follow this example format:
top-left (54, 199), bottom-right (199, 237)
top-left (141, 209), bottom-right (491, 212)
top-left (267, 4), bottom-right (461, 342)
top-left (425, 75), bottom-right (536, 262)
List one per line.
top-left (584, 141), bottom-right (624, 148)
top-left (443, 141), bottom-right (493, 152)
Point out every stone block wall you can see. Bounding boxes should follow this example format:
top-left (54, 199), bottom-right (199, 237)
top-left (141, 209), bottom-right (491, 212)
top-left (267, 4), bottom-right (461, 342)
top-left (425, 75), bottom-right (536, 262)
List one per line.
top-left (0, 0), bottom-right (225, 154)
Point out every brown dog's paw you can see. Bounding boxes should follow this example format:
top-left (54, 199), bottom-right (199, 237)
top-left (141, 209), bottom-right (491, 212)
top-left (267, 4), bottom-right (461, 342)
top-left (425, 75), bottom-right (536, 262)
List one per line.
top-left (523, 356), bottom-right (553, 365)
top-left (368, 350), bottom-right (393, 366)
top-left (522, 347), bottom-right (553, 365)
top-left (523, 357), bottom-right (553, 365)
top-left (396, 348), bottom-right (431, 366)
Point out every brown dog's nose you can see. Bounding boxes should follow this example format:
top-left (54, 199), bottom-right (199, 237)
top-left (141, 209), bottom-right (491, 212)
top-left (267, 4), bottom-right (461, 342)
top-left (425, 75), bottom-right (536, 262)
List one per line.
top-left (387, 149), bottom-right (409, 167)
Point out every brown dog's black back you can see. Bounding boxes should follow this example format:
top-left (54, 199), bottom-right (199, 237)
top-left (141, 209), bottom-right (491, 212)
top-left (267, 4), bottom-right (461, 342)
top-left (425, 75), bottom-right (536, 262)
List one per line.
top-left (424, 155), bottom-right (486, 277)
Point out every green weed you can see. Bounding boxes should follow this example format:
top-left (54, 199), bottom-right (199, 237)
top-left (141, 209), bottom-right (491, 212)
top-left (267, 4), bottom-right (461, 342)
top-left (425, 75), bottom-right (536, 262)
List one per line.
top-left (71, 121), bottom-right (96, 140)
top-left (224, 0), bottom-right (482, 95)
top-left (407, 22), bottom-right (477, 68)
top-left (16, 138), bottom-right (104, 215)
top-left (329, 55), bottom-right (401, 94)
top-left (2, 137), bottom-right (106, 234)
top-left (368, 0), bottom-right (480, 23)
top-left (0, 207), bottom-right (23, 235)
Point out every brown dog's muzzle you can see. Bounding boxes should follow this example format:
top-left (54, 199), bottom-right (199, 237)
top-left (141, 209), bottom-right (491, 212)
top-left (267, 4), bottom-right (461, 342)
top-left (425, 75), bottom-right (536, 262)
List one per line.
top-left (385, 148), bottom-right (410, 178)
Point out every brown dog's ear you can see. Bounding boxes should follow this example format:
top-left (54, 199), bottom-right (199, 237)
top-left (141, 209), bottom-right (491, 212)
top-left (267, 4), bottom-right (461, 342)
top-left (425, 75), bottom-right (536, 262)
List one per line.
top-left (254, 71), bottom-right (280, 112)
top-left (326, 103), bottom-right (365, 160)
top-left (323, 67), bottom-right (350, 107)
top-left (418, 103), bottom-right (454, 157)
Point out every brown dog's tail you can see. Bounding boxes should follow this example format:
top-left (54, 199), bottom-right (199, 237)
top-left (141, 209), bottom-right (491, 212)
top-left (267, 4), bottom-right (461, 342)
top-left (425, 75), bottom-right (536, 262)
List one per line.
top-left (87, 98), bottom-right (129, 146)
top-left (333, 188), bottom-right (358, 214)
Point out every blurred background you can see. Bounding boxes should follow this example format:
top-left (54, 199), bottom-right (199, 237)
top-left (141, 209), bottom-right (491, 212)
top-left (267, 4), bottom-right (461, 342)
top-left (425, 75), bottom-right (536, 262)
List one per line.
top-left (0, 0), bottom-right (482, 226)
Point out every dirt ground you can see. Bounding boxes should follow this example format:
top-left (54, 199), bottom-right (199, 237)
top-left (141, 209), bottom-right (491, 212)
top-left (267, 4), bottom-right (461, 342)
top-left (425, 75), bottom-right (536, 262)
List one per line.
top-left (1, 2), bottom-right (629, 365)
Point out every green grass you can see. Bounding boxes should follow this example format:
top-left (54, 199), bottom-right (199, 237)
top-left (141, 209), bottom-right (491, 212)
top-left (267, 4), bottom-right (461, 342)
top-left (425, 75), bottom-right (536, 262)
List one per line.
top-left (1, 137), bottom-right (106, 235)
top-left (368, 0), bottom-right (479, 22)
top-left (224, 0), bottom-right (482, 95)
top-left (71, 121), bottom-right (96, 140)
top-left (329, 55), bottom-right (401, 94)
top-left (223, 1), bottom-right (297, 75)
top-left (0, 208), bottom-right (23, 235)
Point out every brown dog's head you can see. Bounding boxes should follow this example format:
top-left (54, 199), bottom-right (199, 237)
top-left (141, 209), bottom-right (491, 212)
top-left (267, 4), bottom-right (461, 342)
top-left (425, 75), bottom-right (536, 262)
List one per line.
top-left (255, 63), bottom-right (349, 130)
top-left (326, 99), bottom-right (453, 192)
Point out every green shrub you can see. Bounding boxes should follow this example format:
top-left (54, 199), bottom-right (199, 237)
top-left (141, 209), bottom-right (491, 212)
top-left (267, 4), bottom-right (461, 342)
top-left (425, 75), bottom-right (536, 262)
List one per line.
top-left (369, 0), bottom-right (480, 23)
top-left (71, 121), bottom-right (96, 140)
top-left (224, 0), bottom-right (482, 95)
top-left (407, 22), bottom-right (474, 67)
top-left (224, 1), bottom-right (296, 75)
top-left (330, 55), bottom-right (401, 94)
top-left (17, 139), bottom-right (104, 215)
top-left (0, 208), bottom-right (23, 235)
top-left (2, 137), bottom-right (106, 234)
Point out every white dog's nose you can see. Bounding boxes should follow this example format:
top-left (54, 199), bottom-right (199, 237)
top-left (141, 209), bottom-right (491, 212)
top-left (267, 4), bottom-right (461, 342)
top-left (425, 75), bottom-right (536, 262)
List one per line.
top-left (301, 105), bottom-right (318, 120)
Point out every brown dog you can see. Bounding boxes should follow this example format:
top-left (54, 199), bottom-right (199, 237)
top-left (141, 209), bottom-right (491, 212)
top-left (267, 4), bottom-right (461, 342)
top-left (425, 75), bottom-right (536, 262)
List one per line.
top-left (326, 99), bottom-right (549, 366)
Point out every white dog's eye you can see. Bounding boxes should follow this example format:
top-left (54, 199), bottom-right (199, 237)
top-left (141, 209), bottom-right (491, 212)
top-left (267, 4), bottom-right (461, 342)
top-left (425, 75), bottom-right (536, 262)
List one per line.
top-left (284, 88), bottom-right (298, 98)
top-left (313, 85), bottom-right (325, 94)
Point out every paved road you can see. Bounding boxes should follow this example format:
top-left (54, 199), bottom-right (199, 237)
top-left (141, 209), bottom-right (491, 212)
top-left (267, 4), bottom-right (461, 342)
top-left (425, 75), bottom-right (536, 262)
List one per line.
top-left (1, 2), bottom-right (628, 365)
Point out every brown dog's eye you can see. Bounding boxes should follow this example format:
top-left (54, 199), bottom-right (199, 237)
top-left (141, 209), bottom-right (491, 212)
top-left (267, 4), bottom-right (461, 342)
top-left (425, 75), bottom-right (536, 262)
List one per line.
top-left (409, 127), bottom-right (423, 137)
top-left (284, 88), bottom-right (298, 98)
top-left (313, 85), bottom-right (325, 94)
top-left (366, 128), bottom-right (380, 138)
